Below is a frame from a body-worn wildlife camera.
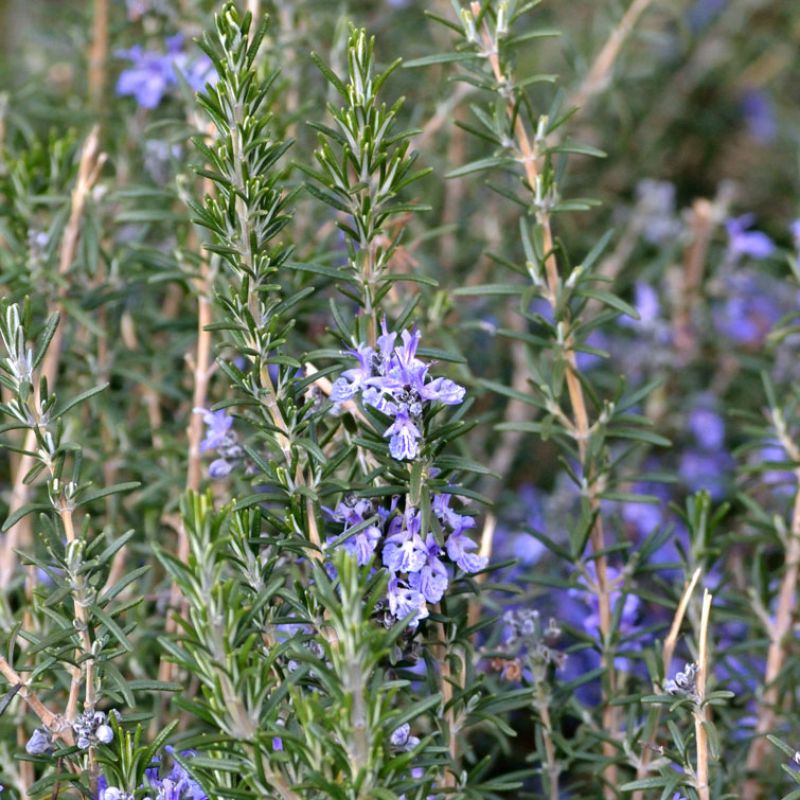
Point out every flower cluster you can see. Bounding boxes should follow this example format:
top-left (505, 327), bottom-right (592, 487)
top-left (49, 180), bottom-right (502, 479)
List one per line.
top-left (194, 408), bottom-right (242, 479)
top-left (116, 34), bottom-right (216, 109)
top-left (496, 609), bottom-right (566, 683)
top-left (329, 491), bottom-right (487, 627)
top-left (143, 747), bottom-right (207, 800)
top-left (665, 662), bottom-right (700, 702)
top-left (332, 324), bottom-right (465, 460)
top-left (99, 748), bottom-right (207, 800)
top-left (73, 709), bottom-right (117, 750)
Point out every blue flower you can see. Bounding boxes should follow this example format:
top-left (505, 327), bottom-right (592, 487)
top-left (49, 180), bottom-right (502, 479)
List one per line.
top-left (725, 215), bottom-right (775, 260)
top-left (194, 408), bottom-right (234, 453)
top-left (25, 727), bottom-right (54, 756)
top-left (386, 576), bottom-right (428, 627)
top-left (688, 400), bottom-right (725, 451)
top-left (328, 497), bottom-right (382, 565)
top-left (446, 527), bottom-right (486, 573)
top-left (712, 271), bottom-right (786, 347)
top-left (678, 449), bottom-right (732, 500)
top-left (385, 410), bottom-right (422, 460)
top-left (145, 747), bottom-right (207, 800)
top-left (331, 343), bottom-right (374, 401)
top-left (208, 458), bottom-right (234, 479)
top-left (116, 46), bottom-right (175, 108)
top-left (383, 525), bottom-right (427, 574)
top-left (116, 35), bottom-right (217, 110)
top-left (333, 321), bottom-right (465, 461)
top-left (194, 407), bottom-right (241, 479)
top-left (390, 723), bottom-right (420, 751)
top-left (408, 534), bottom-right (449, 603)
top-left (740, 88), bottom-right (777, 144)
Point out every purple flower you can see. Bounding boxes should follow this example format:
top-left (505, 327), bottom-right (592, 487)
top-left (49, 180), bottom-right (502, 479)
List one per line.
top-left (194, 408), bottom-right (234, 452)
top-left (688, 402), bottom-right (725, 451)
top-left (575, 329), bottom-right (608, 371)
top-left (194, 407), bottom-right (241, 479)
top-left (408, 535), bottom-right (449, 603)
top-left (757, 440), bottom-right (795, 495)
top-left (116, 46), bottom-right (175, 108)
top-left (422, 376), bottom-right (466, 405)
top-left (740, 89), bottom-right (777, 143)
top-left (333, 321), bottom-right (465, 461)
top-left (791, 219), bottom-right (800, 244)
top-left (25, 727), bottom-right (54, 756)
top-left (383, 527), bottom-right (428, 574)
top-left (145, 747), bottom-right (207, 800)
top-left (632, 282), bottom-right (661, 327)
top-left (725, 215), bottom-right (775, 260)
top-left (572, 564), bottom-right (640, 642)
top-left (328, 496), bottom-right (382, 565)
top-left (208, 458), bottom-right (233, 479)
top-left (712, 272), bottom-right (784, 347)
top-left (446, 528), bottom-right (487, 573)
top-left (621, 496), bottom-right (664, 539)
top-left (390, 723), bottom-right (420, 751)
top-left (385, 410), bottom-right (422, 460)
top-left (116, 36), bottom-right (218, 110)
top-left (331, 343), bottom-right (374, 401)
top-left (678, 449), bottom-right (732, 500)
top-left (387, 576), bottom-right (429, 627)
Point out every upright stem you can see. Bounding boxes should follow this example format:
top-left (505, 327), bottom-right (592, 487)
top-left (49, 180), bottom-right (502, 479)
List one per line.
top-left (633, 568), bottom-right (702, 798)
top-left (0, 127), bottom-right (104, 588)
top-left (88, 0), bottom-right (109, 113)
top-left (537, 699), bottom-right (560, 800)
top-left (693, 590), bottom-right (712, 800)
top-left (569, 0), bottom-right (656, 111)
top-left (470, 5), bottom-right (617, 790)
top-left (742, 417), bottom-right (800, 799)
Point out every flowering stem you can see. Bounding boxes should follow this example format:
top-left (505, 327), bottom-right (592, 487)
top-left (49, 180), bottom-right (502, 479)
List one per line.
top-left (470, 4), bottom-right (618, 789)
top-left (742, 413), bottom-right (800, 798)
top-left (633, 567), bottom-right (702, 798)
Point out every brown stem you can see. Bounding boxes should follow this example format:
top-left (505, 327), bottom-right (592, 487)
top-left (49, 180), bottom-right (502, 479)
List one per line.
top-left (61, 504), bottom-right (96, 717)
top-left (742, 420), bottom-right (800, 799)
top-left (469, 5), bottom-right (618, 789)
top-left (537, 700), bottom-right (560, 800)
top-left (568, 0), bottom-right (656, 112)
top-left (88, 0), bottom-right (109, 113)
top-left (0, 656), bottom-right (74, 745)
top-left (633, 568), bottom-right (702, 799)
top-left (0, 126), bottom-right (105, 588)
top-left (672, 199), bottom-right (713, 359)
